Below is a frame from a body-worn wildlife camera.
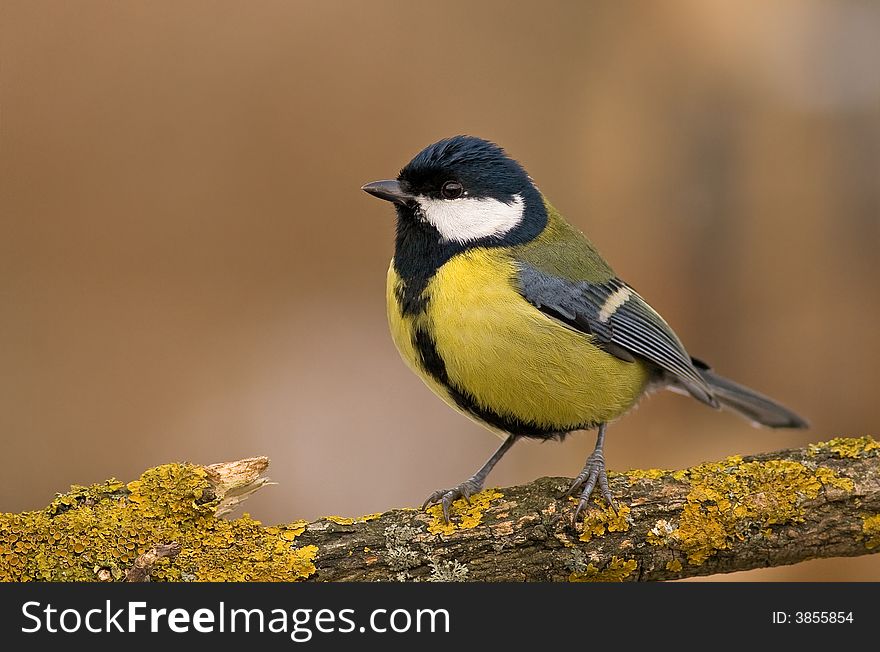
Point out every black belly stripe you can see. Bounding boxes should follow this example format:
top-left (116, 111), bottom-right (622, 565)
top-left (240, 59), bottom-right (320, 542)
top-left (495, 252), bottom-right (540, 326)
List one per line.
top-left (412, 327), bottom-right (570, 440)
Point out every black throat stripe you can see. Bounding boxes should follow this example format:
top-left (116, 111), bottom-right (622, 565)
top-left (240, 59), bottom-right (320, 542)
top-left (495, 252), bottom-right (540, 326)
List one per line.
top-left (412, 327), bottom-right (569, 440)
top-left (393, 216), bottom-right (458, 317)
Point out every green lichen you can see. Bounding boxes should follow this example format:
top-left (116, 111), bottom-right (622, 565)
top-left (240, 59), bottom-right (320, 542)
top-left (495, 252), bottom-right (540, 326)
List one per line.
top-left (427, 558), bottom-right (469, 581)
top-left (646, 518), bottom-right (675, 546)
top-left (426, 490), bottom-right (502, 536)
top-left (569, 556), bottom-right (638, 582)
top-left (808, 436), bottom-right (880, 459)
top-left (862, 515), bottom-right (880, 550)
top-left (383, 523), bottom-right (423, 572)
top-left (0, 463), bottom-right (318, 582)
top-left (668, 457), bottom-right (853, 566)
top-left (578, 503), bottom-right (631, 542)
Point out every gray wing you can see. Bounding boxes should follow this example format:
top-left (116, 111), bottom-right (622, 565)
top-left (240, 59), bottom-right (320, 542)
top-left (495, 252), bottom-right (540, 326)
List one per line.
top-left (517, 263), bottom-right (718, 407)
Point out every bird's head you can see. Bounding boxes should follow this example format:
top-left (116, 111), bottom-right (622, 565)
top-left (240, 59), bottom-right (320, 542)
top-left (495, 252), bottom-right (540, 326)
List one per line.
top-left (362, 135), bottom-right (546, 247)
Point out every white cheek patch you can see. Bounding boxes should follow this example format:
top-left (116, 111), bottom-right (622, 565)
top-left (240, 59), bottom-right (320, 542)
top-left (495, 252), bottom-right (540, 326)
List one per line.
top-left (416, 194), bottom-right (525, 244)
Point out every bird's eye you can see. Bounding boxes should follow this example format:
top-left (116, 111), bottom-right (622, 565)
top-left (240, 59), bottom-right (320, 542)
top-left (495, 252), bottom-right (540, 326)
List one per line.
top-left (441, 180), bottom-right (464, 199)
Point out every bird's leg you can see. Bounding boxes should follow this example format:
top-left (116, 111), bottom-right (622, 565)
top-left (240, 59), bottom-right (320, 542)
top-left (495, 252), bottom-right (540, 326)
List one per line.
top-left (566, 423), bottom-right (616, 523)
top-left (423, 436), bottom-right (516, 523)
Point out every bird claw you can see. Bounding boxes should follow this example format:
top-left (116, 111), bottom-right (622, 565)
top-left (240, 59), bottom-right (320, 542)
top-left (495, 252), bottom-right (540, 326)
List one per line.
top-left (566, 450), bottom-right (617, 525)
top-left (422, 478), bottom-right (482, 523)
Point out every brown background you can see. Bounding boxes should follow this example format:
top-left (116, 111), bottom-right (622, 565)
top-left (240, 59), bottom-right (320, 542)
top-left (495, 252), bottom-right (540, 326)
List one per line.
top-left (1, 1), bottom-right (878, 580)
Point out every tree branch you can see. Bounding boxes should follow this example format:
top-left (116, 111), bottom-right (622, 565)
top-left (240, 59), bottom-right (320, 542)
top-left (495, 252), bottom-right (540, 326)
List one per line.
top-left (1, 437), bottom-right (878, 581)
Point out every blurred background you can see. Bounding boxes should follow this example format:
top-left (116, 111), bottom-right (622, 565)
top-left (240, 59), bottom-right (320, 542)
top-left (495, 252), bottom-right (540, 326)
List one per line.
top-left (1, 1), bottom-right (878, 580)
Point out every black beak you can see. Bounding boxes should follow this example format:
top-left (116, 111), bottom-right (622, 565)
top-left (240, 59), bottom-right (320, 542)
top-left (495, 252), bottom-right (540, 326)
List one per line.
top-left (361, 179), bottom-right (416, 206)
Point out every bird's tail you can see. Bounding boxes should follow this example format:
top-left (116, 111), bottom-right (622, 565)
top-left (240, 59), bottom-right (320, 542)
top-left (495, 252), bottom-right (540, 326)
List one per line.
top-left (692, 359), bottom-right (809, 429)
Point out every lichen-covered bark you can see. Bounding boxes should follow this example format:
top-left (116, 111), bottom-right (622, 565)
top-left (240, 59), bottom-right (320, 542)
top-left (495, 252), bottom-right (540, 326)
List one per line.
top-left (1, 437), bottom-right (878, 582)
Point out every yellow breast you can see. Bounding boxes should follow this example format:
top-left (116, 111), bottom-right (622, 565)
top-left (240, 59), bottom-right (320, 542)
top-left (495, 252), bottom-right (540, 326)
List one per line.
top-left (386, 249), bottom-right (650, 436)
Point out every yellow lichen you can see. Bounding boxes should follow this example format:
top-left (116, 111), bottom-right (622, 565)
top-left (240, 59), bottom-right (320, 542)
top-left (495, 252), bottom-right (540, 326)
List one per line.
top-left (0, 463), bottom-right (319, 582)
top-left (670, 457), bottom-right (853, 567)
top-left (276, 520), bottom-right (309, 540)
top-left (814, 467), bottom-right (854, 492)
top-left (626, 469), bottom-right (668, 484)
top-left (554, 532), bottom-right (577, 548)
top-left (665, 559), bottom-right (682, 572)
top-left (578, 503), bottom-right (631, 542)
top-left (808, 436), bottom-right (880, 459)
top-left (569, 556), bottom-right (638, 582)
top-left (426, 490), bottom-right (503, 536)
top-left (862, 515), bottom-right (880, 550)
top-left (325, 513), bottom-right (382, 526)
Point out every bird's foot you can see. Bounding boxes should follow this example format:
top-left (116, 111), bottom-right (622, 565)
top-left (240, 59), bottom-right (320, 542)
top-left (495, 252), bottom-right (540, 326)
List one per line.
top-left (565, 449), bottom-right (617, 525)
top-left (422, 477), bottom-right (484, 524)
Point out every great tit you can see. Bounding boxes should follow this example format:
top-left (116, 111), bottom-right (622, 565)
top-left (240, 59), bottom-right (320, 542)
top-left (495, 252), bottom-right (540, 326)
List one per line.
top-left (362, 135), bottom-right (807, 523)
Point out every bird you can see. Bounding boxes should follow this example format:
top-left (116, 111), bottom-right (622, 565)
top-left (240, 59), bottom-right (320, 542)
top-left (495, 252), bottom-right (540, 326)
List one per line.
top-left (361, 135), bottom-right (808, 524)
